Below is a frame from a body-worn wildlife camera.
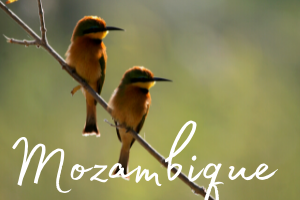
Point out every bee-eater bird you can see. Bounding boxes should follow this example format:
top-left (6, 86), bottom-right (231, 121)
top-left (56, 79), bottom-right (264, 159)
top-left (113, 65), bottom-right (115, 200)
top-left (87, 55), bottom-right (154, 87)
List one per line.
top-left (108, 66), bottom-right (171, 175)
top-left (65, 16), bottom-right (124, 136)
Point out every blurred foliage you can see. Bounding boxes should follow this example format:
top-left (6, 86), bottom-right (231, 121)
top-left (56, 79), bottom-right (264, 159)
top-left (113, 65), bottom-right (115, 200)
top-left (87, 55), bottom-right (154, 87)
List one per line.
top-left (0, 0), bottom-right (299, 199)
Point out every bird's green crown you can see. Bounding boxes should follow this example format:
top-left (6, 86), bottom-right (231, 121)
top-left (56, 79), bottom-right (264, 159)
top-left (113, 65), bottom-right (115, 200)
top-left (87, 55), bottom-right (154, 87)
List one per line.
top-left (121, 67), bottom-right (154, 85)
top-left (120, 66), bottom-right (172, 90)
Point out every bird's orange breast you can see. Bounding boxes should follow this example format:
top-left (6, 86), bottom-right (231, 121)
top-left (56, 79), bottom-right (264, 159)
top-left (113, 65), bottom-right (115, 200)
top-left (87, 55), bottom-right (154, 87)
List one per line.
top-left (65, 36), bottom-right (107, 83)
top-left (109, 86), bottom-right (151, 129)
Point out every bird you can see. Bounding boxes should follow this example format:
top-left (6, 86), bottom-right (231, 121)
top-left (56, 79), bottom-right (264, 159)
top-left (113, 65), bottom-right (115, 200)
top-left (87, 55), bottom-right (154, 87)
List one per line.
top-left (108, 66), bottom-right (171, 176)
top-left (65, 16), bottom-right (124, 136)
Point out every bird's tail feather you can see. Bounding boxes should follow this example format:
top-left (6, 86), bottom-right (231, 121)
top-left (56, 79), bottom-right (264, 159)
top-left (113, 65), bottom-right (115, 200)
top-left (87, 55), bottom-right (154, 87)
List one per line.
top-left (114, 147), bottom-right (130, 178)
top-left (83, 102), bottom-right (99, 136)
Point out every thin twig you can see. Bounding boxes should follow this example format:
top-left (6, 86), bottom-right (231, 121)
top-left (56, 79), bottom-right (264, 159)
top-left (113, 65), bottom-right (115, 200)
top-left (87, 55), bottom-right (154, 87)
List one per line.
top-left (104, 119), bottom-right (120, 128)
top-left (37, 0), bottom-right (47, 43)
top-left (0, 1), bottom-right (215, 199)
top-left (4, 35), bottom-right (38, 46)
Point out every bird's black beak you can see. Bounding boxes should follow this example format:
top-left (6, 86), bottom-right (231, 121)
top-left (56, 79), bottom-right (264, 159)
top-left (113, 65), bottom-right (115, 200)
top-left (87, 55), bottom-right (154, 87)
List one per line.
top-left (105, 26), bottom-right (125, 31)
top-left (152, 77), bottom-right (172, 82)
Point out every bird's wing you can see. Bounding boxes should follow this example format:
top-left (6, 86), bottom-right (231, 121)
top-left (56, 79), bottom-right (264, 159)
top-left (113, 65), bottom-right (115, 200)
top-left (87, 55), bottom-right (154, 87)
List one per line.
top-left (114, 120), bottom-right (121, 142)
top-left (130, 104), bottom-right (149, 147)
top-left (97, 54), bottom-right (106, 94)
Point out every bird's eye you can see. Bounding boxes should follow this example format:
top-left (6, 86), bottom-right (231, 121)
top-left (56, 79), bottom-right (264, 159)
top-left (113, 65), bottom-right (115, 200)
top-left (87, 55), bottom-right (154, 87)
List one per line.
top-left (83, 26), bottom-right (102, 34)
top-left (131, 76), bottom-right (149, 83)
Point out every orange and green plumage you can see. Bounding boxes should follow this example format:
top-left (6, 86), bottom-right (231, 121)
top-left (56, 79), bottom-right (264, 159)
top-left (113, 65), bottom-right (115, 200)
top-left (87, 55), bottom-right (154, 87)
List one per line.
top-left (65, 16), bottom-right (123, 136)
top-left (108, 66), bottom-right (171, 176)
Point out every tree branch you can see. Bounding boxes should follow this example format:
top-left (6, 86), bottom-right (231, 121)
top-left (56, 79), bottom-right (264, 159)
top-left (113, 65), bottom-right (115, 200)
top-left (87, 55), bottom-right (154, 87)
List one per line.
top-left (3, 35), bottom-right (38, 46)
top-left (37, 0), bottom-right (47, 43)
top-left (0, 1), bottom-right (215, 199)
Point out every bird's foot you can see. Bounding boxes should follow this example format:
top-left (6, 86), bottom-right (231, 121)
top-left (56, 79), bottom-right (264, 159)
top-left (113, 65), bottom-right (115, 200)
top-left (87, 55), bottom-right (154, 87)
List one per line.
top-left (70, 68), bottom-right (76, 74)
top-left (71, 85), bottom-right (82, 96)
top-left (125, 128), bottom-right (131, 133)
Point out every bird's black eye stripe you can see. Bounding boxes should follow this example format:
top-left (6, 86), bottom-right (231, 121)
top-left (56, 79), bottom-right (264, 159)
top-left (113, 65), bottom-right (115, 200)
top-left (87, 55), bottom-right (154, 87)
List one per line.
top-left (131, 77), bottom-right (153, 83)
top-left (83, 28), bottom-right (96, 34)
top-left (83, 27), bottom-right (105, 34)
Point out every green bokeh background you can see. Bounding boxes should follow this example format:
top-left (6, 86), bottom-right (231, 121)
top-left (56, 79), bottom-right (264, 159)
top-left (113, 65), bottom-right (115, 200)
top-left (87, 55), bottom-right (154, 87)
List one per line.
top-left (0, 0), bottom-right (299, 199)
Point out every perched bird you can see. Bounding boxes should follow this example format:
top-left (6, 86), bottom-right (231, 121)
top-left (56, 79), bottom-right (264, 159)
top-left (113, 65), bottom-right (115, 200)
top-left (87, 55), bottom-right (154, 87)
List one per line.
top-left (108, 66), bottom-right (171, 175)
top-left (66, 16), bottom-right (124, 136)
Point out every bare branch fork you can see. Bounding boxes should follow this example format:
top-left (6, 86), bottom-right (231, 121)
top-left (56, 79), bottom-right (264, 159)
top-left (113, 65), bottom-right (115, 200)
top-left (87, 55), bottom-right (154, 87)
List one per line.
top-left (0, 1), bottom-right (215, 200)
